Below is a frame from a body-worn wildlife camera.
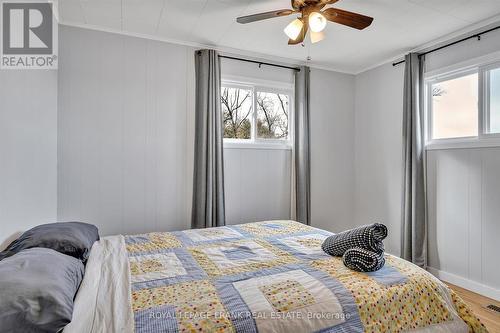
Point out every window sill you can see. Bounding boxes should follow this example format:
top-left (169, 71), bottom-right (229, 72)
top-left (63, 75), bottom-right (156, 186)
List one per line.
top-left (425, 137), bottom-right (500, 150)
top-left (223, 141), bottom-right (292, 150)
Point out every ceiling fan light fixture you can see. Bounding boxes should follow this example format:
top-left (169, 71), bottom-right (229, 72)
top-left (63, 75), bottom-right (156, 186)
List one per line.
top-left (308, 11), bottom-right (327, 32)
top-left (236, 0), bottom-right (374, 46)
top-left (284, 18), bottom-right (303, 40)
top-left (310, 30), bottom-right (325, 43)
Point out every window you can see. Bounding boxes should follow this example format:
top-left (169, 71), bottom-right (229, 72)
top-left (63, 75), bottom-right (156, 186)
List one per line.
top-left (425, 61), bottom-right (500, 146)
top-left (221, 86), bottom-right (253, 139)
top-left (256, 91), bottom-right (289, 139)
top-left (221, 80), bottom-right (292, 146)
top-left (430, 72), bottom-right (478, 140)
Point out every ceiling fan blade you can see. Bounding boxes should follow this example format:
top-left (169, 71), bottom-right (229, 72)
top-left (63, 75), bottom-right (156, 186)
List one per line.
top-left (237, 9), bottom-right (294, 24)
top-left (288, 20), bottom-right (308, 45)
top-left (323, 8), bottom-right (373, 30)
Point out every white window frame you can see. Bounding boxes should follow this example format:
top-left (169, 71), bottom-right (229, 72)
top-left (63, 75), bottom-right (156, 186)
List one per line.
top-left (425, 54), bottom-right (500, 150)
top-left (221, 75), bottom-right (294, 150)
top-left (482, 61), bottom-right (500, 137)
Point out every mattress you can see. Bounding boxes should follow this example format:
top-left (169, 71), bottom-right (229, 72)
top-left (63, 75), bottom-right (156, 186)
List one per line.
top-left (65, 220), bottom-right (488, 333)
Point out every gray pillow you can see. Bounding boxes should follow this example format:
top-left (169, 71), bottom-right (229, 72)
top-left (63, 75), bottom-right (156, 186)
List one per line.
top-left (0, 248), bottom-right (84, 333)
top-left (0, 222), bottom-right (99, 262)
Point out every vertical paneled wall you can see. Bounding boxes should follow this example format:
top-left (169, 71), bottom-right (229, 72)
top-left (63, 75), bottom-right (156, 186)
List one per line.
top-left (220, 61), bottom-right (357, 230)
top-left (427, 148), bottom-right (500, 299)
top-left (422, 26), bottom-right (500, 300)
top-left (353, 63), bottom-right (405, 255)
top-left (220, 59), bottom-right (294, 225)
top-left (353, 26), bottom-right (500, 299)
top-left (310, 69), bottom-right (356, 233)
top-left (57, 26), bottom-right (193, 235)
top-left (0, 70), bottom-right (57, 249)
top-left (56, 26), bottom-right (356, 238)
top-left (58, 28), bottom-right (301, 236)
top-left (224, 148), bottom-right (291, 225)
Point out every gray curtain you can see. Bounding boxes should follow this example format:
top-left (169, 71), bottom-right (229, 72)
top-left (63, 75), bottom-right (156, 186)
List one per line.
top-left (191, 49), bottom-right (225, 229)
top-left (294, 66), bottom-right (311, 225)
top-left (401, 53), bottom-right (427, 267)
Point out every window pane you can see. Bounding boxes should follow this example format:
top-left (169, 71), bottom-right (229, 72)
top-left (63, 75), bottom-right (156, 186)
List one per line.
top-left (488, 67), bottom-right (500, 134)
top-left (256, 92), bottom-right (289, 139)
top-left (432, 73), bottom-right (478, 140)
top-left (221, 87), bottom-right (252, 139)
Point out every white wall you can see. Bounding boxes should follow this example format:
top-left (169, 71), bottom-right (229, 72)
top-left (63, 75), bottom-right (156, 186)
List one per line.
top-left (353, 63), bottom-right (405, 255)
top-left (220, 60), bottom-right (357, 229)
top-left (57, 26), bottom-right (355, 236)
top-left (423, 27), bottom-right (500, 300)
top-left (57, 26), bottom-right (194, 236)
top-left (425, 23), bottom-right (500, 73)
top-left (221, 58), bottom-right (294, 225)
top-left (0, 70), bottom-right (58, 249)
top-left (427, 148), bottom-right (500, 300)
top-left (224, 148), bottom-right (292, 225)
top-left (354, 27), bottom-right (500, 299)
top-left (221, 56), bottom-right (295, 85)
top-left (310, 69), bottom-right (356, 233)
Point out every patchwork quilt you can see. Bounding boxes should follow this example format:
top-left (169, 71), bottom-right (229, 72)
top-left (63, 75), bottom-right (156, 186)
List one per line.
top-left (124, 221), bottom-right (487, 333)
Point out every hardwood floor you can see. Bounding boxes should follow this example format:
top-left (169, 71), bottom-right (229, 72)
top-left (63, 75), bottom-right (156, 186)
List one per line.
top-left (445, 282), bottom-right (500, 333)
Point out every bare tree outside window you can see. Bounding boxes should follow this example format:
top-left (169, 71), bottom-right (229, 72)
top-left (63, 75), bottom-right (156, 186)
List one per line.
top-left (221, 87), bottom-right (252, 139)
top-left (432, 86), bottom-right (446, 97)
top-left (256, 92), bottom-right (289, 139)
top-left (220, 84), bottom-right (291, 142)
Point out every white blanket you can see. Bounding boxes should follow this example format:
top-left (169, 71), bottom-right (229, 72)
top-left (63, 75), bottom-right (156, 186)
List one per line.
top-left (64, 236), bottom-right (134, 333)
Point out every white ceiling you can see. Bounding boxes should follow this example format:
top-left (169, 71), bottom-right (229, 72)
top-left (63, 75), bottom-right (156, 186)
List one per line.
top-left (59, 0), bottom-right (500, 73)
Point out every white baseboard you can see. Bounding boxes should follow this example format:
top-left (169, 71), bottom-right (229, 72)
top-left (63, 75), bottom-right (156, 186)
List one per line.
top-left (427, 266), bottom-right (500, 301)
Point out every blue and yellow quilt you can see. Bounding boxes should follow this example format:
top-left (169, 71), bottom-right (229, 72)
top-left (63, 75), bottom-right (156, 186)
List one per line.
top-left (124, 220), bottom-right (487, 333)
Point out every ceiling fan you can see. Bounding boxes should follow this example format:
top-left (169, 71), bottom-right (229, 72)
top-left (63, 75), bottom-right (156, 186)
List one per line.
top-left (236, 0), bottom-right (373, 45)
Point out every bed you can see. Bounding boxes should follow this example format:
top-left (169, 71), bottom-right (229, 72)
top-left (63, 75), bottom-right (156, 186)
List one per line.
top-left (64, 220), bottom-right (487, 333)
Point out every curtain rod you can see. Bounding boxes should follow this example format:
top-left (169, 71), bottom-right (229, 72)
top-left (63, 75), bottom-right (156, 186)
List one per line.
top-left (219, 55), bottom-right (301, 71)
top-left (392, 24), bottom-right (500, 67)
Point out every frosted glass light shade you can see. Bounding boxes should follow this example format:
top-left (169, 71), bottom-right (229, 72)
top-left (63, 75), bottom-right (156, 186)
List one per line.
top-left (309, 12), bottom-right (327, 32)
top-left (284, 18), bottom-right (303, 40)
top-left (310, 30), bottom-right (325, 43)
